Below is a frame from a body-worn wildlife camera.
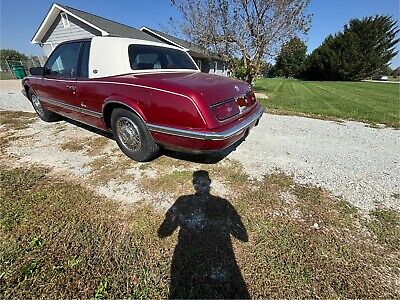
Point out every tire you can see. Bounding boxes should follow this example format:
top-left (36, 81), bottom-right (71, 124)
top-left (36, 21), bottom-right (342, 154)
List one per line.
top-left (28, 89), bottom-right (60, 122)
top-left (111, 108), bottom-right (159, 162)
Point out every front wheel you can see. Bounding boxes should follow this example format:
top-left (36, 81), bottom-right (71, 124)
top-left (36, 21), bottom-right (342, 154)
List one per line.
top-left (29, 89), bottom-right (60, 122)
top-left (111, 108), bottom-right (159, 162)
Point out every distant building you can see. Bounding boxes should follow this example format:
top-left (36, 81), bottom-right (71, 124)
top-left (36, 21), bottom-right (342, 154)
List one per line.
top-left (31, 3), bottom-right (229, 76)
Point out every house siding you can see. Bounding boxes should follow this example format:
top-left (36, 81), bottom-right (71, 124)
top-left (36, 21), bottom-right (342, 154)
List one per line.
top-left (41, 13), bottom-right (101, 55)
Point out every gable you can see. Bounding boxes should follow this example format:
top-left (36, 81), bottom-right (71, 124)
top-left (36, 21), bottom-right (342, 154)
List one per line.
top-left (32, 3), bottom-right (161, 44)
top-left (42, 13), bottom-right (102, 44)
top-left (31, 3), bottom-right (108, 44)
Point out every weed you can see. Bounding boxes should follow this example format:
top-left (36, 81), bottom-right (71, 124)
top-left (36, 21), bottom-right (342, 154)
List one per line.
top-left (20, 260), bottom-right (41, 278)
top-left (93, 277), bottom-right (109, 300)
top-left (29, 237), bottom-right (42, 247)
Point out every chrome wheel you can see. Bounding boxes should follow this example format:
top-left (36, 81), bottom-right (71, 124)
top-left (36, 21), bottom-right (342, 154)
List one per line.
top-left (31, 93), bottom-right (44, 117)
top-left (116, 117), bottom-right (141, 152)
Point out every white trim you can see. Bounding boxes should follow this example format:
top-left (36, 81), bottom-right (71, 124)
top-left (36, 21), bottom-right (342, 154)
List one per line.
top-left (31, 3), bottom-right (108, 44)
top-left (140, 27), bottom-right (189, 51)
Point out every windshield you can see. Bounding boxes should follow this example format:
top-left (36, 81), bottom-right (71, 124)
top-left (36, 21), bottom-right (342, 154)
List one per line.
top-left (128, 45), bottom-right (198, 71)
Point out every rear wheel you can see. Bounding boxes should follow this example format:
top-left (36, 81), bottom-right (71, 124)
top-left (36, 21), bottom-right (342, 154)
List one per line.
top-left (111, 108), bottom-right (159, 162)
top-left (29, 89), bottom-right (60, 122)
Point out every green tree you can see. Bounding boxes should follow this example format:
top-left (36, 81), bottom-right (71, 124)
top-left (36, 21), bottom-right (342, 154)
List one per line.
top-left (302, 15), bottom-right (399, 81)
top-left (391, 67), bottom-right (400, 77)
top-left (275, 37), bottom-right (307, 78)
top-left (0, 49), bottom-right (28, 62)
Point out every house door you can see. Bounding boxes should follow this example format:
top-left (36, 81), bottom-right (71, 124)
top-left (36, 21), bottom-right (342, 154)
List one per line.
top-left (40, 42), bottom-right (82, 120)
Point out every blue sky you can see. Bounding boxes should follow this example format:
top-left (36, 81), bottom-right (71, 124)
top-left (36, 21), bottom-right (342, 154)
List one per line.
top-left (1, 0), bottom-right (399, 67)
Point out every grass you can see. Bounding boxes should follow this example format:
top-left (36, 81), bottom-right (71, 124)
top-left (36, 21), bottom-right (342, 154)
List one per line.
top-left (366, 209), bottom-right (400, 250)
top-left (60, 136), bottom-right (110, 155)
top-left (0, 111), bottom-right (37, 154)
top-left (0, 73), bottom-right (14, 80)
top-left (1, 165), bottom-right (399, 298)
top-left (0, 111), bottom-right (37, 130)
top-left (254, 78), bottom-right (400, 127)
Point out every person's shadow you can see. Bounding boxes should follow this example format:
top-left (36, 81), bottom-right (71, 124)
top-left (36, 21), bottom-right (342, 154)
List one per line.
top-left (158, 170), bottom-right (250, 299)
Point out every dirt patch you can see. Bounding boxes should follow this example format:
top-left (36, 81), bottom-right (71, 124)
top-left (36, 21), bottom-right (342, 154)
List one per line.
top-left (0, 111), bottom-right (37, 130)
top-left (254, 92), bottom-right (269, 99)
top-left (0, 111), bottom-right (243, 208)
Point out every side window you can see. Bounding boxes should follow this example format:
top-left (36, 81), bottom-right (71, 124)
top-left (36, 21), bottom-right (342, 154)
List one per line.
top-left (45, 42), bottom-right (81, 78)
top-left (78, 41), bottom-right (91, 78)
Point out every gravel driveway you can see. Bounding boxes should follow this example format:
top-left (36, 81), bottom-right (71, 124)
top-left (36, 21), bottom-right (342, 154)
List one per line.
top-left (1, 80), bottom-right (399, 212)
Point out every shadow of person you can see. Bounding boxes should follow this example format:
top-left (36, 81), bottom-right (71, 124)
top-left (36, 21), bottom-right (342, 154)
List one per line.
top-left (158, 171), bottom-right (250, 299)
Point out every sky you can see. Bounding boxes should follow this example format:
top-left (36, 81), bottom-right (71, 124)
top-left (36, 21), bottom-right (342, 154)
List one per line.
top-left (1, 0), bottom-right (399, 67)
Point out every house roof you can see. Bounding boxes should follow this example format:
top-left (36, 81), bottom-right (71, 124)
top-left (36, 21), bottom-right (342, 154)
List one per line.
top-left (31, 3), bottom-right (161, 44)
top-left (140, 27), bottom-right (210, 57)
top-left (31, 3), bottom-right (226, 62)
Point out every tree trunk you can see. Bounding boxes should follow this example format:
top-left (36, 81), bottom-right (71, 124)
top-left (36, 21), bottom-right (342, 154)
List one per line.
top-left (245, 72), bottom-right (253, 84)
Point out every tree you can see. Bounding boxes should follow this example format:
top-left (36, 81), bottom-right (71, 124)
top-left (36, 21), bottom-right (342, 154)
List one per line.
top-left (171, 0), bottom-right (311, 83)
top-left (302, 15), bottom-right (399, 81)
top-left (391, 66), bottom-right (400, 77)
top-left (0, 49), bottom-right (28, 62)
top-left (0, 49), bottom-right (29, 71)
top-left (274, 37), bottom-right (307, 78)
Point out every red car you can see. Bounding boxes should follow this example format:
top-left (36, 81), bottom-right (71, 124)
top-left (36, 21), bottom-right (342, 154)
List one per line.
top-left (22, 37), bottom-right (263, 161)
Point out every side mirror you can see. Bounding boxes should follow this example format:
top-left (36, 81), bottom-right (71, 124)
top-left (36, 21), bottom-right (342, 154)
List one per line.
top-left (29, 67), bottom-right (44, 76)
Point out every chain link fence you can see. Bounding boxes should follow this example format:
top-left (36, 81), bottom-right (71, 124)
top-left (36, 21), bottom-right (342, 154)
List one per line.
top-left (1, 57), bottom-right (47, 79)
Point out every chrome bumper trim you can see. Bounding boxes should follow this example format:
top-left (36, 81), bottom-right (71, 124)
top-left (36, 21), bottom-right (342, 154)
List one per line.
top-left (148, 106), bottom-right (264, 141)
top-left (40, 97), bottom-right (103, 118)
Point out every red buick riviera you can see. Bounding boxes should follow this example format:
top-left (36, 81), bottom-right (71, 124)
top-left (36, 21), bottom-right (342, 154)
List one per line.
top-left (22, 36), bottom-right (263, 161)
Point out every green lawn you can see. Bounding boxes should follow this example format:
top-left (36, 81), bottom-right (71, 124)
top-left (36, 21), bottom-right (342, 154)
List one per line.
top-left (254, 78), bottom-right (400, 127)
top-left (0, 73), bottom-right (14, 80)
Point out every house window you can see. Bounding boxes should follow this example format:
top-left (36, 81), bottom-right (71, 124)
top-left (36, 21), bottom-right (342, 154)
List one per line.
top-left (60, 12), bottom-right (70, 28)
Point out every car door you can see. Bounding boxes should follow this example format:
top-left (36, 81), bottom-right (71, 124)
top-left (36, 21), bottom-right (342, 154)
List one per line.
top-left (74, 41), bottom-right (105, 129)
top-left (39, 42), bottom-right (81, 120)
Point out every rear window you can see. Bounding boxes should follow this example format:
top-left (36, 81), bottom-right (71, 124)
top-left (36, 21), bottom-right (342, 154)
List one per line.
top-left (128, 45), bottom-right (197, 70)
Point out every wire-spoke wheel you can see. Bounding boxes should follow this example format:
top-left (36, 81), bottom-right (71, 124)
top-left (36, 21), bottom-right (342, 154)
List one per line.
top-left (28, 89), bottom-right (60, 122)
top-left (31, 93), bottom-right (45, 118)
top-left (116, 117), bottom-right (142, 152)
top-left (111, 108), bottom-right (159, 162)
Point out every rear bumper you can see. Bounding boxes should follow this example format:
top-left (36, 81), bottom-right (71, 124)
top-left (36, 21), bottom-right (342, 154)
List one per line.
top-left (149, 105), bottom-right (264, 151)
top-left (149, 105), bottom-right (264, 141)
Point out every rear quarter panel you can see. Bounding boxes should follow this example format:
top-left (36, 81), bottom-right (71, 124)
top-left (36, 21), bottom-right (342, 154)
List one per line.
top-left (76, 78), bottom-right (208, 130)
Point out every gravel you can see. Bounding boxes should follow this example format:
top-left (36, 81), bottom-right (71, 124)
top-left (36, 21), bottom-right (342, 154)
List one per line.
top-left (1, 80), bottom-right (399, 212)
top-left (230, 114), bottom-right (399, 212)
top-left (0, 80), bottom-right (34, 112)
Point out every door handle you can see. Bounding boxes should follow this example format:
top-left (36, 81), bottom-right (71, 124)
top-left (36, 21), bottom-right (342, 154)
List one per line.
top-left (65, 85), bottom-right (76, 94)
top-left (65, 85), bottom-right (76, 90)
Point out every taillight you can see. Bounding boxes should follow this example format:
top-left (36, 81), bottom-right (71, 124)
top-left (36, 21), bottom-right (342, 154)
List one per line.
top-left (211, 99), bottom-right (239, 121)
